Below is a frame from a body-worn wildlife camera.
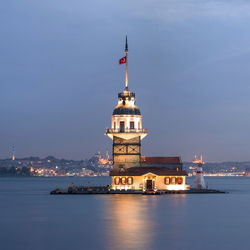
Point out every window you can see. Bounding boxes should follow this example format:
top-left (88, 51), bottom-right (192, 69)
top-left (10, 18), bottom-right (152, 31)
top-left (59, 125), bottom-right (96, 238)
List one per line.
top-left (138, 122), bottom-right (140, 129)
top-left (113, 177), bottom-right (134, 185)
top-left (121, 177), bottom-right (127, 185)
top-left (165, 177), bottom-right (170, 185)
top-left (177, 177), bottom-right (183, 185)
top-left (130, 121), bottom-right (134, 129)
top-left (127, 177), bottom-right (133, 185)
top-left (171, 177), bottom-right (176, 184)
top-left (120, 121), bottom-right (125, 132)
top-left (114, 177), bottom-right (120, 185)
top-left (114, 122), bottom-right (116, 129)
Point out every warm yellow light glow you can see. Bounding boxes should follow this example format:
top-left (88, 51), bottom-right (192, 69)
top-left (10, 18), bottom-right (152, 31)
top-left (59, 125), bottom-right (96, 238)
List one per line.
top-left (166, 184), bottom-right (186, 191)
top-left (105, 192), bottom-right (155, 249)
top-left (111, 175), bottom-right (188, 191)
top-left (106, 131), bottom-right (147, 140)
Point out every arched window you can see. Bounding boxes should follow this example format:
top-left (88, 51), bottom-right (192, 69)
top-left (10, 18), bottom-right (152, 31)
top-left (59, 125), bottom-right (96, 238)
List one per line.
top-left (165, 177), bottom-right (170, 185)
top-left (130, 121), bottom-right (134, 129)
top-left (120, 121), bottom-right (125, 132)
top-left (171, 177), bottom-right (176, 185)
top-left (114, 177), bottom-right (134, 185)
top-left (121, 177), bottom-right (127, 185)
top-left (177, 177), bottom-right (183, 185)
top-left (127, 177), bottom-right (133, 185)
top-left (114, 177), bottom-right (120, 185)
top-left (114, 122), bottom-right (116, 129)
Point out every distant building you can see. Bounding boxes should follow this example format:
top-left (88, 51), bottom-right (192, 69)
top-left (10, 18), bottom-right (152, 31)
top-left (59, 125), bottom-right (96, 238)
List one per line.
top-left (106, 38), bottom-right (188, 192)
top-left (11, 146), bottom-right (15, 161)
top-left (244, 168), bottom-right (250, 176)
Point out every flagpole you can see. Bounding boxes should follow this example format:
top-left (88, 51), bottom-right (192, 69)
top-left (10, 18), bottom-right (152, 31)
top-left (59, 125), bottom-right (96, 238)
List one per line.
top-left (125, 36), bottom-right (128, 88)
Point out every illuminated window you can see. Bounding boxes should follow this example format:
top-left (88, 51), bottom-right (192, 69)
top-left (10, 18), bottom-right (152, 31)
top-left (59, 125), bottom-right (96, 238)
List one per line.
top-left (165, 177), bottom-right (170, 185)
top-left (171, 177), bottom-right (176, 184)
top-left (130, 121), bottom-right (134, 129)
top-left (177, 177), bottom-right (183, 185)
top-left (127, 177), bottom-right (133, 185)
top-left (121, 177), bottom-right (127, 185)
top-left (114, 177), bottom-right (120, 185)
top-left (114, 177), bottom-right (134, 185)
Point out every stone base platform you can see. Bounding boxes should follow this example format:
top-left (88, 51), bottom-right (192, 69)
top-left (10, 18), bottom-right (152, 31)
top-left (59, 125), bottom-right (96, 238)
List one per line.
top-left (50, 186), bottom-right (226, 195)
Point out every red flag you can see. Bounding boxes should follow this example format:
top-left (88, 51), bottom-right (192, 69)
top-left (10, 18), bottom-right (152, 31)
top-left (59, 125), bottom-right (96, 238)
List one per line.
top-left (119, 56), bottom-right (127, 65)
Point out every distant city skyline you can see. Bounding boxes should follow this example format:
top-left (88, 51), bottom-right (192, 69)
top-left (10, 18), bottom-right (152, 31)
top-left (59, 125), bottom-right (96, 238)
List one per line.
top-left (2, 1), bottom-right (250, 161)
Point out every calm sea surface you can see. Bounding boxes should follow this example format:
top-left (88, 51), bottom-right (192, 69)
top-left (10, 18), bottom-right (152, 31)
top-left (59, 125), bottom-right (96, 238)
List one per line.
top-left (1, 176), bottom-right (250, 250)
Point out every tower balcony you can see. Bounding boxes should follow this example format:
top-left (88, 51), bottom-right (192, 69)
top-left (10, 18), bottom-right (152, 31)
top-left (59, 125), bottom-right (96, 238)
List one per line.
top-left (106, 128), bottom-right (148, 140)
top-left (118, 91), bottom-right (135, 99)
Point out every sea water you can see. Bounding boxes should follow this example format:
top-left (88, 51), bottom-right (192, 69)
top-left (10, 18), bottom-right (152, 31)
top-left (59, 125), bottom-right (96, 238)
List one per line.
top-left (0, 177), bottom-right (250, 250)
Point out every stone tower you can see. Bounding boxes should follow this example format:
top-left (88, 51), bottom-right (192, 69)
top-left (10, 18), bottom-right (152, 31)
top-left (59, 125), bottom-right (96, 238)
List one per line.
top-left (106, 37), bottom-right (147, 170)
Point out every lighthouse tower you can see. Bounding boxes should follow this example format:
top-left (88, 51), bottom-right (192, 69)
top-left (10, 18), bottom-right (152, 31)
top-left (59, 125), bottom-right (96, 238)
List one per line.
top-left (106, 37), bottom-right (147, 170)
top-left (193, 155), bottom-right (206, 189)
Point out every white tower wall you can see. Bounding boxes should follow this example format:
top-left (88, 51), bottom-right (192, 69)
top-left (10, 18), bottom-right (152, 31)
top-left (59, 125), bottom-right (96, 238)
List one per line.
top-left (195, 165), bottom-right (206, 189)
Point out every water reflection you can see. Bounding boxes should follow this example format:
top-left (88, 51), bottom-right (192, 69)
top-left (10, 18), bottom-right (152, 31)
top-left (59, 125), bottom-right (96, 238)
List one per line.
top-left (104, 195), bottom-right (157, 250)
top-left (160, 195), bottom-right (188, 248)
top-left (101, 194), bottom-right (189, 250)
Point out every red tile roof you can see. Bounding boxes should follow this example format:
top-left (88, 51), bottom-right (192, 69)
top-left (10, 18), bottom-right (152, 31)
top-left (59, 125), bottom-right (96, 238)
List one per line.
top-left (141, 156), bottom-right (181, 164)
top-left (110, 167), bottom-right (187, 176)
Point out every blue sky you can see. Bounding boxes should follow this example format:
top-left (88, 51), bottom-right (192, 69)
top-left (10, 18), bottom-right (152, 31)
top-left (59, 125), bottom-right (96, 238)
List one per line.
top-left (1, 0), bottom-right (250, 161)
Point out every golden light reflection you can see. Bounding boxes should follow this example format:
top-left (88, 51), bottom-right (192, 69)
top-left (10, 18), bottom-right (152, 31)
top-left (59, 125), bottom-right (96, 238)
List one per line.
top-left (101, 193), bottom-right (189, 250)
top-left (104, 195), bottom-right (157, 250)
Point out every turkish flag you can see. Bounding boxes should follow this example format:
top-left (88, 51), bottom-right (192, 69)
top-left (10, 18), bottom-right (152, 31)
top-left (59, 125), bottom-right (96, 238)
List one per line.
top-left (119, 56), bottom-right (127, 65)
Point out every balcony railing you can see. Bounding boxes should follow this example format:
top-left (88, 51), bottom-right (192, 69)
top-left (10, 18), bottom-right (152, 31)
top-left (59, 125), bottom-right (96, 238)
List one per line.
top-left (106, 128), bottom-right (148, 134)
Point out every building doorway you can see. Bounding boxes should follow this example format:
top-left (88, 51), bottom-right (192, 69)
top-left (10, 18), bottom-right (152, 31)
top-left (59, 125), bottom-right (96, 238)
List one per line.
top-left (146, 180), bottom-right (153, 191)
